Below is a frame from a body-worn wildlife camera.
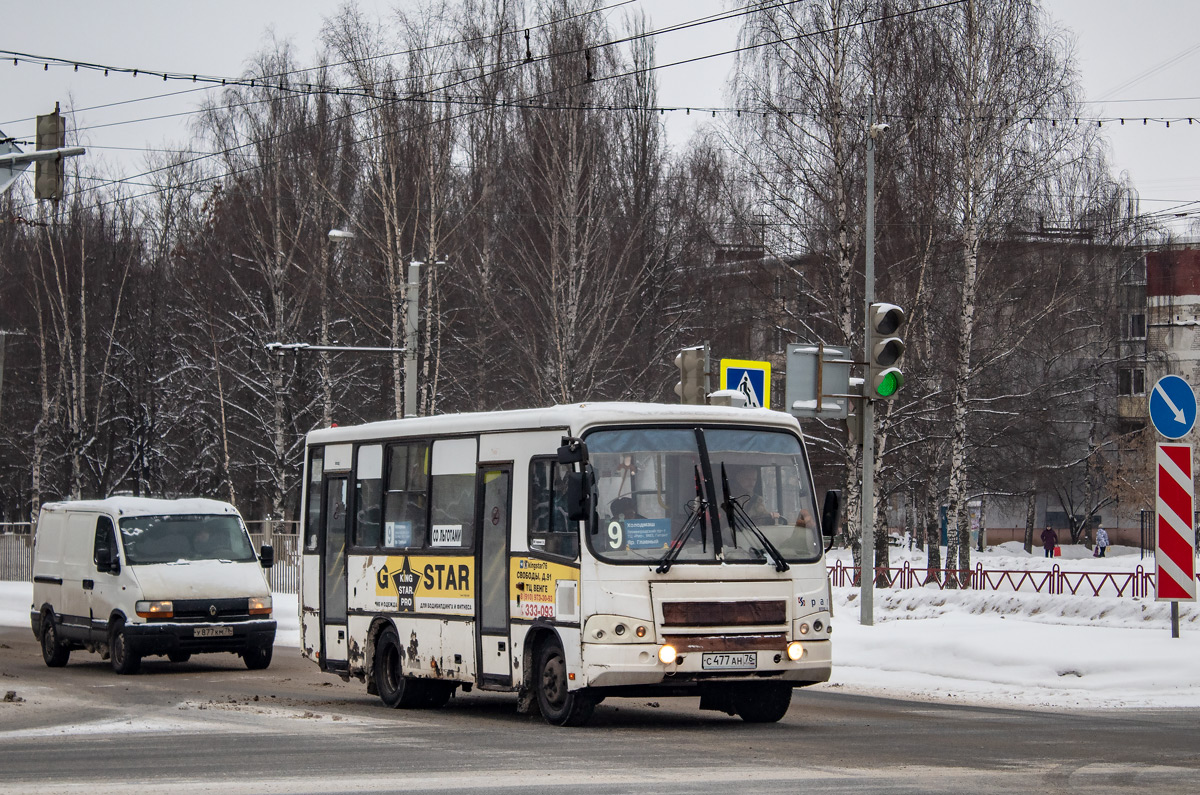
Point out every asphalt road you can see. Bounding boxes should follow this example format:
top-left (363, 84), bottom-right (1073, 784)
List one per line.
top-left (1, 625), bottom-right (1196, 794)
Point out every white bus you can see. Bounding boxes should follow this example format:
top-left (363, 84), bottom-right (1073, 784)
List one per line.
top-left (299, 402), bottom-right (838, 725)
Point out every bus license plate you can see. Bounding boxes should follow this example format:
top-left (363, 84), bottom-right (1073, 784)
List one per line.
top-left (701, 652), bottom-right (756, 670)
top-left (194, 626), bottom-right (233, 638)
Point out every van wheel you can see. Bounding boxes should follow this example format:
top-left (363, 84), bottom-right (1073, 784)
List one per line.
top-left (109, 619), bottom-right (141, 675)
top-left (40, 613), bottom-right (70, 667)
top-left (373, 627), bottom-right (424, 708)
top-left (168, 651), bottom-right (191, 663)
top-left (535, 640), bottom-right (595, 726)
top-left (732, 682), bottom-right (792, 723)
top-left (243, 644), bottom-right (272, 670)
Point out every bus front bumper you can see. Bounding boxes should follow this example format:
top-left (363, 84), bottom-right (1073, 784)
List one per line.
top-left (582, 639), bottom-right (831, 688)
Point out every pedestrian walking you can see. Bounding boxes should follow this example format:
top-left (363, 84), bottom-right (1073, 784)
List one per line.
top-left (1095, 526), bottom-right (1110, 557)
top-left (1040, 525), bottom-right (1058, 558)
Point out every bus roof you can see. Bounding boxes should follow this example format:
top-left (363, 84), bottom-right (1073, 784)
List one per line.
top-left (307, 401), bottom-right (802, 445)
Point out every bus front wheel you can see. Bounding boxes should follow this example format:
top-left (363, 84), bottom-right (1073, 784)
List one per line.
top-left (373, 627), bottom-right (425, 708)
top-left (534, 640), bottom-right (595, 727)
top-left (732, 682), bottom-right (792, 723)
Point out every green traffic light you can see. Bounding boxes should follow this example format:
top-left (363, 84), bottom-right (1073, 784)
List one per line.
top-left (875, 369), bottom-right (902, 398)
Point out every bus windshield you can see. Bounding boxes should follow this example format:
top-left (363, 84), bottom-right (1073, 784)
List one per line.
top-left (586, 426), bottom-right (822, 566)
top-left (119, 514), bottom-right (256, 564)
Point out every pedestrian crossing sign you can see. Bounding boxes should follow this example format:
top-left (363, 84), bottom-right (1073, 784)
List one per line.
top-left (720, 359), bottom-right (771, 409)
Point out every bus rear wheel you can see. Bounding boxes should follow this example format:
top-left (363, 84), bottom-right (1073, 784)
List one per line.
top-left (732, 682), bottom-right (792, 723)
top-left (373, 627), bottom-right (425, 708)
top-left (535, 640), bottom-right (595, 727)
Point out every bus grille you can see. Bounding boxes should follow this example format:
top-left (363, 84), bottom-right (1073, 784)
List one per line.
top-left (661, 600), bottom-right (786, 627)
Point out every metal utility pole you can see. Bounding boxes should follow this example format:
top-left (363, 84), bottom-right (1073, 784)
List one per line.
top-left (861, 103), bottom-right (878, 627)
top-left (860, 104), bottom-right (889, 626)
top-left (405, 262), bottom-right (421, 418)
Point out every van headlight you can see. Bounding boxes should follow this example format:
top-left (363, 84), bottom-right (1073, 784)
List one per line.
top-left (136, 600), bottom-right (173, 619)
top-left (248, 596), bottom-right (272, 616)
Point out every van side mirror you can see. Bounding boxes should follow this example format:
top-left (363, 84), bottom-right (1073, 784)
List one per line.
top-left (259, 544), bottom-right (275, 569)
top-left (565, 471), bottom-right (591, 522)
top-left (95, 546), bottom-right (120, 575)
top-left (820, 490), bottom-right (841, 538)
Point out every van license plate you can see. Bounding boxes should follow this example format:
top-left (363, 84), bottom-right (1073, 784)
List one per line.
top-left (194, 626), bottom-right (233, 638)
top-left (701, 652), bottom-right (756, 670)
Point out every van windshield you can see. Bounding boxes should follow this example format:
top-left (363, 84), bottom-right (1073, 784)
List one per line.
top-left (119, 515), bottom-right (256, 564)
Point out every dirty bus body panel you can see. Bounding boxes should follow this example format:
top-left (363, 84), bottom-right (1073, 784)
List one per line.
top-left (299, 402), bottom-right (834, 725)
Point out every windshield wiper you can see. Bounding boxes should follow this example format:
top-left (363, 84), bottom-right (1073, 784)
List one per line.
top-left (719, 464), bottom-right (790, 572)
top-left (656, 466), bottom-right (708, 574)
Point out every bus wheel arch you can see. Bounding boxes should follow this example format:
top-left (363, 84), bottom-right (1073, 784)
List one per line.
top-left (528, 629), bottom-right (595, 727)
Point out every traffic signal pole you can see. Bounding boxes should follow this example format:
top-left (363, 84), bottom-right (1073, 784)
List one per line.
top-left (861, 103), bottom-right (878, 626)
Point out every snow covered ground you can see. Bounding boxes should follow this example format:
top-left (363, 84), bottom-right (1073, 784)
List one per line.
top-left (3, 542), bottom-right (1197, 711)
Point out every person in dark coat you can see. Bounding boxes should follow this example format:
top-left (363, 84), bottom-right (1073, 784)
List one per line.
top-left (1040, 525), bottom-right (1058, 558)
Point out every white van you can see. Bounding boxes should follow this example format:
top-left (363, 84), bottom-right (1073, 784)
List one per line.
top-left (30, 497), bottom-right (277, 674)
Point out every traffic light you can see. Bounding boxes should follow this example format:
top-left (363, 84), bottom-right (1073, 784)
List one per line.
top-left (866, 302), bottom-right (906, 400)
top-left (35, 107), bottom-right (65, 201)
top-left (674, 345), bottom-right (707, 405)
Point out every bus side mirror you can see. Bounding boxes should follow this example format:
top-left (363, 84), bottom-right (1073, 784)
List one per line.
top-left (820, 490), bottom-right (841, 538)
top-left (260, 544), bottom-right (275, 569)
top-left (557, 436), bottom-right (588, 465)
top-left (565, 471), bottom-right (591, 522)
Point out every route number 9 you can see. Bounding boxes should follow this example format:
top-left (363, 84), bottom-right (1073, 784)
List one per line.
top-left (607, 520), bottom-right (624, 550)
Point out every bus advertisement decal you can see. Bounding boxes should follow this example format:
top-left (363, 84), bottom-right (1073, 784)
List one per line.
top-left (510, 557), bottom-right (579, 620)
top-left (373, 555), bottom-right (474, 614)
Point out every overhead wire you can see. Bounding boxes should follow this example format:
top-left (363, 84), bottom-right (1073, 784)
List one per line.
top-left (10, 0), bottom-right (816, 211)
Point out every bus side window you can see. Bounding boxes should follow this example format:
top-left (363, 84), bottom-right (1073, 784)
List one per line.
top-left (383, 442), bottom-right (429, 549)
top-left (529, 458), bottom-right (579, 560)
top-left (305, 449), bottom-right (324, 552)
top-left (354, 445), bottom-right (383, 548)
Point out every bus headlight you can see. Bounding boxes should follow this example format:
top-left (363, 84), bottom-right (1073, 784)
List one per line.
top-left (248, 596), bottom-right (272, 616)
top-left (657, 644), bottom-right (677, 664)
top-left (786, 641), bottom-right (804, 661)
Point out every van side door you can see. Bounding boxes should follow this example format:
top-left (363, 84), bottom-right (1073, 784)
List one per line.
top-left (57, 513), bottom-right (96, 641)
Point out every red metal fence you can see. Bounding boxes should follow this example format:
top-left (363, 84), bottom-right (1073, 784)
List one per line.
top-left (827, 560), bottom-right (1159, 598)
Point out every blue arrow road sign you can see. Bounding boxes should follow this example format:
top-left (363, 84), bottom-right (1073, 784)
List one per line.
top-left (1149, 375), bottom-right (1197, 439)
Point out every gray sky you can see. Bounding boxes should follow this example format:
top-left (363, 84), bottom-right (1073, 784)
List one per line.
top-left (4, 0), bottom-right (1199, 230)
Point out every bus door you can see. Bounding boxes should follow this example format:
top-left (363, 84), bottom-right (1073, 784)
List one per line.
top-left (318, 444), bottom-right (353, 669)
top-left (476, 464), bottom-right (513, 687)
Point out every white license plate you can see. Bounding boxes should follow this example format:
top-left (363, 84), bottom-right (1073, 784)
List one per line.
top-left (194, 626), bottom-right (234, 638)
top-left (701, 652), bottom-right (757, 670)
